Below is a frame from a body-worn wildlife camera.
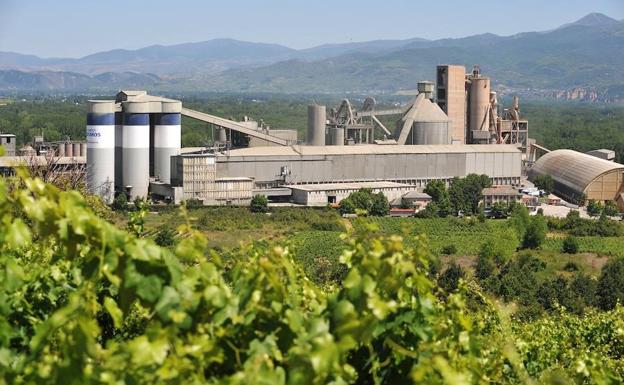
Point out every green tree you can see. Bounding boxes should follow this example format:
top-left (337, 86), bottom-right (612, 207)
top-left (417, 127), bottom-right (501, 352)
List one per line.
top-left (250, 194), bottom-right (269, 213)
top-left (338, 197), bottom-right (355, 215)
top-left (532, 174), bottom-right (554, 195)
top-left (603, 201), bottom-right (620, 216)
top-left (111, 192), bottom-right (128, 211)
top-left (597, 257), bottom-right (624, 310)
top-left (587, 200), bottom-right (603, 217)
top-left (437, 262), bottom-right (465, 292)
top-left (522, 215), bottom-right (547, 249)
top-left (424, 180), bottom-right (451, 217)
top-left (369, 192), bottom-right (389, 216)
top-left (562, 236), bottom-right (579, 254)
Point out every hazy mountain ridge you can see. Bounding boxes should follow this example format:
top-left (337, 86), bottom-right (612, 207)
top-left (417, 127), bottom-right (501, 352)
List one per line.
top-left (1, 13), bottom-right (623, 101)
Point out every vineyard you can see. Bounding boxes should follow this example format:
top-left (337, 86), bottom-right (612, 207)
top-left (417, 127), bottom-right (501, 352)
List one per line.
top-left (1, 175), bottom-right (623, 384)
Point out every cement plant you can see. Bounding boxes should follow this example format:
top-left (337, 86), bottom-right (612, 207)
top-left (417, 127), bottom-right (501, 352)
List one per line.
top-left (2, 64), bottom-right (623, 214)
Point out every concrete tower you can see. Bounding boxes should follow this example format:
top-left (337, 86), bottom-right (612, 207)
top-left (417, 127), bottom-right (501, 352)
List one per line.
top-left (122, 101), bottom-right (150, 199)
top-left (307, 105), bottom-right (326, 146)
top-left (436, 65), bottom-right (467, 144)
top-left (86, 100), bottom-right (115, 203)
top-left (153, 100), bottom-right (181, 184)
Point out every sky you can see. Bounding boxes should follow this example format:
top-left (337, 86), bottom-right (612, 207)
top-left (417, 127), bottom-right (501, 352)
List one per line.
top-left (0, 0), bottom-right (623, 58)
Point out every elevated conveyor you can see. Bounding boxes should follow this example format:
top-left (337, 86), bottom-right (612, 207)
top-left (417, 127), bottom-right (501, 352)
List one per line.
top-left (181, 107), bottom-right (289, 146)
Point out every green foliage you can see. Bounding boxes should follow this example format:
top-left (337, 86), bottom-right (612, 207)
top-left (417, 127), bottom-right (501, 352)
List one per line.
top-left (154, 227), bottom-right (176, 247)
top-left (1, 174), bottom-right (624, 384)
top-left (437, 262), bottom-right (465, 292)
top-left (603, 201), bottom-right (620, 217)
top-left (531, 174), bottom-right (554, 195)
top-left (562, 236), bottom-right (579, 254)
top-left (441, 244), bottom-right (457, 255)
top-left (597, 257), bottom-right (624, 311)
top-left (341, 188), bottom-right (389, 217)
top-left (587, 200), bottom-right (604, 217)
top-left (424, 180), bottom-right (451, 217)
top-left (250, 194), bottom-right (269, 213)
top-left (522, 215), bottom-right (547, 249)
top-left (111, 192), bottom-right (128, 211)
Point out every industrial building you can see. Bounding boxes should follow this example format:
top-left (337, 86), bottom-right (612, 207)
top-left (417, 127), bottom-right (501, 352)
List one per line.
top-left (83, 64), bottom-right (529, 207)
top-left (529, 149), bottom-right (624, 210)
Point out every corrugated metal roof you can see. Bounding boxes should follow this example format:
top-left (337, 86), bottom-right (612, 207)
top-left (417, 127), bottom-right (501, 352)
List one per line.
top-left (220, 144), bottom-right (520, 157)
top-left (285, 181), bottom-right (413, 192)
top-left (531, 149), bottom-right (624, 193)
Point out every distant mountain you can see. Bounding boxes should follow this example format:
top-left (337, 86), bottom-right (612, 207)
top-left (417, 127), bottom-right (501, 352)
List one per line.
top-left (1, 13), bottom-right (623, 101)
top-left (557, 12), bottom-right (620, 29)
top-left (0, 70), bottom-right (161, 91)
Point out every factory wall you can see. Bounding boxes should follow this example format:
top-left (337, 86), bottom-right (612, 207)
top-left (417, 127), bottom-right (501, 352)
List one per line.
top-left (215, 146), bottom-right (522, 188)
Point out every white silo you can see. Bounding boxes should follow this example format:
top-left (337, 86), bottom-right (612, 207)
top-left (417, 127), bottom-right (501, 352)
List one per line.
top-left (122, 101), bottom-right (150, 199)
top-left (86, 100), bottom-right (116, 203)
top-left (153, 100), bottom-right (181, 184)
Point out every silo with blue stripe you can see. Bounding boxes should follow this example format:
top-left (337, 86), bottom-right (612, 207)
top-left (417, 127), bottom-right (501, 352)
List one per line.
top-left (153, 100), bottom-right (182, 184)
top-left (122, 101), bottom-right (150, 199)
top-left (86, 100), bottom-right (115, 203)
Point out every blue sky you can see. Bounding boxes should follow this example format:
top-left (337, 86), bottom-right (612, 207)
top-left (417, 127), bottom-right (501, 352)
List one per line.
top-left (1, 0), bottom-right (622, 57)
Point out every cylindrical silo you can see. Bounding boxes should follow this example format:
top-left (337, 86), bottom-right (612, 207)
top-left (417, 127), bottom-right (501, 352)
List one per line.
top-left (307, 105), bottom-right (326, 146)
top-left (216, 127), bottom-right (227, 143)
top-left (153, 104), bottom-right (181, 184)
top-left (413, 121), bottom-right (451, 144)
top-left (86, 100), bottom-right (116, 203)
top-left (65, 142), bottom-right (73, 157)
top-left (72, 142), bottom-right (80, 157)
top-left (122, 101), bottom-right (150, 199)
top-left (114, 112), bottom-right (123, 191)
top-left (57, 143), bottom-right (65, 157)
top-left (80, 142), bottom-right (87, 157)
top-left (469, 77), bottom-right (490, 133)
top-left (330, 127), bottom-right (344, 146)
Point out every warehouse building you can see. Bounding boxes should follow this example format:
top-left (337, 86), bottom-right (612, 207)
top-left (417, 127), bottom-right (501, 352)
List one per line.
top-left (529, 149), bottom-right (624, 209)
top-left (287, 181), bottom-right (417, 206)
top-left (215, 144), bottom-right (522, 189)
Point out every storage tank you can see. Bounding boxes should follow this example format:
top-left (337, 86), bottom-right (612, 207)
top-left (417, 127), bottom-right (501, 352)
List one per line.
top-left (65, 142), bottom-right (73, 157)
top-left (72, 143), bottom-right (81, 157)
top-left (397, 95), bottom-right (451, 145)
top-left (216, 127), bottom-right (227, 143)
top-left (86, 100), bottom-right (115, 203)
top-left (307, 105), bottom-right (326, 146)
top-left (330, 127), bottom-right (345, 146)
top-left (468, 69), bottom-right (490, 134)
top-left (122, 101), bottom-right (150, 199)
top-left (153, 103), bottom-right (181, 184)
top-left (114, 112), bottom-right (123, 191)
top-left (80, 142), bottom-right (87, 157)
top-left (57, 143), bottom-right (65, 157)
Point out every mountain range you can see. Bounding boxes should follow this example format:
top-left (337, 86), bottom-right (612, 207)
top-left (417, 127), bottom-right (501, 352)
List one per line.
top-left (0, 13), bottom-right (623, 101)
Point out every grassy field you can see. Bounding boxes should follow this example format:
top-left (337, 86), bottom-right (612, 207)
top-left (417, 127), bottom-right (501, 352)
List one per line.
top-left (139, 208), bottom-right (622, 283)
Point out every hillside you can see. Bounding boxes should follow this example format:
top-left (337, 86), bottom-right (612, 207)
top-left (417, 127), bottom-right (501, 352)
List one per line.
top-left (0, 13), bottom-right (623, 100)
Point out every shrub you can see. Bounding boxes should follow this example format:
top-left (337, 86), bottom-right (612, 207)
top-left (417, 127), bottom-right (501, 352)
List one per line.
top-left (441, 244), bottom-right (457, 255)
top-left (250, 194), bottom-right (269, 213)
top-left (522, 216), bottom-right (547, 249)
top-left (562, 236), bottom-right (579, 254)
top-left (338, 198), bottom-right (355, 215)
top-left (597, 257), bottom-right (624, 310)
top-left (438, 262), bottom-right (465, 292)
top-left (111, 192), bottom-right (128, 211)
top-left (587, 200), bottom-right (603, 217)
top-left (154, 227), bottom-right (176, 247)
top-left (563, 261), bottom-right (579, 272)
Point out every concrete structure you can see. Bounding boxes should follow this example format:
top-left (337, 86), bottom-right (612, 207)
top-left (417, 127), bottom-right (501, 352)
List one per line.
top-left (287, 181), bottom-right (417, 206)
top-left (467, 66), bottom-right (491, 142)
top-left (0, 134), bottom-right (16, 156)
top-left (122, 102), bottom-right (150, 199)
top-left (587, 149), bottom-right (615, 161)
top-left (307, 105), bottom-right (326, 146)
top-left (215, 144), bottom-right (522, 188)
top-left (395, 93), bottom-right (451, 145)
top-left (482, 186), bottom-right (522, 208)
top-left (86, 100), bottom-right (115, 203)
top-left (529, 149), bottom-right (624, 209)
top-left (400, 191), bottom-right (432, 211)
top-left (153, 112), bottom-right (181, 184)
top-left (436, 65), bottom-right (467, 144)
